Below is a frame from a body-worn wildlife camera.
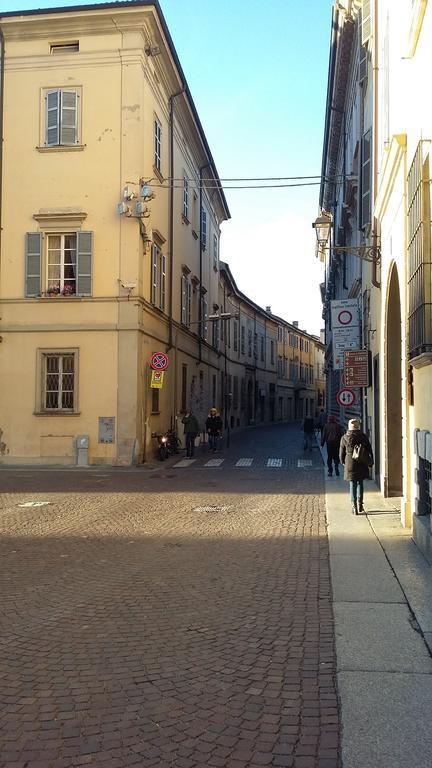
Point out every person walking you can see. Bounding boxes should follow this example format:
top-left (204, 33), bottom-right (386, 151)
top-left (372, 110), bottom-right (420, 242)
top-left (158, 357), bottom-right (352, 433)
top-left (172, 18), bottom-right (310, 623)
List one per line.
top-left (339, 418), bottom-right (374, 514)
top-left (321, 414), bottom-right (344, 477)
top-left (181, 409), bottom-right (200, 459)
top-left (206, 408), bottom-right (223, 452)
top-left (317, 408), bottom-right (327, 437)
top-left (302, 414), bottom-right (315, 452)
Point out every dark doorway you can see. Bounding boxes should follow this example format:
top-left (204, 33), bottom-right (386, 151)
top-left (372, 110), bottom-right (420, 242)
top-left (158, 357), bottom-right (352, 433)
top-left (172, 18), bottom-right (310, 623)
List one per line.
top-left (373, 354), bottom-right (380, 488)
top-left (385, 265), bottom-right (403, 496)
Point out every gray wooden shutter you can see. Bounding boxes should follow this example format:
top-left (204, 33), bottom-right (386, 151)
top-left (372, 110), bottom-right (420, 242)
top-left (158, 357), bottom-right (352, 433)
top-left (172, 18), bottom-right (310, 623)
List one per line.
top-left (60, 91), bottom-right (78, 145)
top-left (361, 129), bottom-right (372, 228)
top-left (76, 232), bottom-right (92, 296)
top-left (361, 0), bottom-right (372, 46)
top-left (25, 233), bottom-right (42, 297)
top-left (46, 90), bottom-right (60, 146)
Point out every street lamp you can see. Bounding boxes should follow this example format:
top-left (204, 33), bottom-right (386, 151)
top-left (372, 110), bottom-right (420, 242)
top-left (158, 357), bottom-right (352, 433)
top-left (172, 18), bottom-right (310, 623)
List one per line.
top-left (312, 211), bottom-right (380, 264)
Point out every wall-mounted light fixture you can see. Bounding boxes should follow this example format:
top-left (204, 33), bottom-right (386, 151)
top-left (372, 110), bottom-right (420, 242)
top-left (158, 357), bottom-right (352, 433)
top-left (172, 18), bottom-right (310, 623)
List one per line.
top-left (312, 211), bottom-right (380, 264)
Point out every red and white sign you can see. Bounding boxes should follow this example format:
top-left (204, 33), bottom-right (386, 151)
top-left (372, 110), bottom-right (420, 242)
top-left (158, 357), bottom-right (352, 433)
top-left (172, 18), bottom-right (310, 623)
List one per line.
top-left (331, 299), bottom-right (359, 329)
top-left (150, 352), bottom-right (169, 370)
top-left (337, 309), bottom-right (353, 325)
top-left (336, 387), bottom-right (356, 407)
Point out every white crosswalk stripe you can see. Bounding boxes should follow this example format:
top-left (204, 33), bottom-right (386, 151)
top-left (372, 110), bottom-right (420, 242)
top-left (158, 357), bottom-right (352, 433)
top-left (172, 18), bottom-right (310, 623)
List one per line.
top-left (204, 458), bottom-right (225, 467)
top-left (298, 459), bottom-right (312, 467)
top-left (267, 458), bottom-right (283, 467)
top-left (172, 459), bottom-right (196, 468)
top-left (235, 458), bottom-right (254, 467)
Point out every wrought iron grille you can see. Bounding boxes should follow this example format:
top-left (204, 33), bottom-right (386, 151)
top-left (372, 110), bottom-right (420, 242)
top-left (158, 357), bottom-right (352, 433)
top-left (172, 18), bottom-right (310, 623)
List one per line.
top-left (407, 141), bottom-right (432, 359)
top-left (44, 354), bottom-right (75, 410)
top-left (419, 456), bottom-right (432, 516)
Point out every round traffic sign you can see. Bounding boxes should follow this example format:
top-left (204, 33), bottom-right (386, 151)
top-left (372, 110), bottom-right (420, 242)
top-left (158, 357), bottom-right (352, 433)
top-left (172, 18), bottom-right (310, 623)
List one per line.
top-left (336, 387), bottom-right (356, 407)
top-left (337, 309), bottom-right (353, 325)
top-left (150, 352), bottom-right (169, 370)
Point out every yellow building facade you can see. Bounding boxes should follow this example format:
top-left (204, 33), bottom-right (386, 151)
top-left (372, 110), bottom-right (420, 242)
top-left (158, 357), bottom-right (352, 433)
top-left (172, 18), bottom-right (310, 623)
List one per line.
top-left (0, 2), bottom-right (229, 464)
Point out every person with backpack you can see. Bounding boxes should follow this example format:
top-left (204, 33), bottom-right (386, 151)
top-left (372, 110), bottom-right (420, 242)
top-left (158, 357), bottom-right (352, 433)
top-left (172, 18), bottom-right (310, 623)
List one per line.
top-left (321, 414), bottom-right (344, 477)
top-left (339, 418), bottom-right (374, 515)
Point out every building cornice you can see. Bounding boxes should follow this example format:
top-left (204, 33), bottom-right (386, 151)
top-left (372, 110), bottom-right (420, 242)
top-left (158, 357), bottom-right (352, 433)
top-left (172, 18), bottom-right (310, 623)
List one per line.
top-left (373, 134), bottom-right (407, 221)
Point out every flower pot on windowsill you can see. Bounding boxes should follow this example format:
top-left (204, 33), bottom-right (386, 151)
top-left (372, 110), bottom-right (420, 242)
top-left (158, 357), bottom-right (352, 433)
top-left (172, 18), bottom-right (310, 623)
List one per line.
top-left (47, 288), bottom-right (60, 298)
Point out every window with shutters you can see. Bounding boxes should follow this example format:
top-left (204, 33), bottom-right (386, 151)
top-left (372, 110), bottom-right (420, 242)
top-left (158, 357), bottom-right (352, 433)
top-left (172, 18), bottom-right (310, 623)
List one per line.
top-left (212, 318), bottom-right (220, 349)
top-left (181, 272), bottom-right (192, 326)
top-left (43, 88), bottom-right (81, 147)
top-left (183, 177), bottom-right (189, 221)
top-left (37, 350), bottom-right (78, 413)
top-left (201, 207), bottom-right (207, 249)
top-left (270, 340), bottom-right (275, 365)
top-left (407, 141), bottom-right (432, 359)
top-left (233, 376), bottom-right (239, 409)
top-left (240, 325), bottom-right (245, 354)
top-left (201, 294), bottom-right (208, 340)
top-left (150, 243), bottom-right (166, 311)
top-left (25, 231), bottom-right (92, 297)
top-left (154, 117), bottom-right (162, 173)
top-left (213, 233), bottom-right (218, 269)
top-left (360, 128), bottom-right (372, 228)
top-left (233, 319), bottom-right (238, 352)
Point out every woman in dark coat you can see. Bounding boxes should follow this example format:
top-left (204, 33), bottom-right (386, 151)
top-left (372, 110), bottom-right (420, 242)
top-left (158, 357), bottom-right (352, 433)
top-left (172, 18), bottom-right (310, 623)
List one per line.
top-left (339, 418), bottom-right (374, 515)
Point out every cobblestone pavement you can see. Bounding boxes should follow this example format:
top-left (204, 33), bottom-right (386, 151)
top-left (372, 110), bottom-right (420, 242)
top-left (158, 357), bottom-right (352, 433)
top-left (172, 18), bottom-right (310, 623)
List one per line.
top-left (0, 424), bottom-right (339, 768)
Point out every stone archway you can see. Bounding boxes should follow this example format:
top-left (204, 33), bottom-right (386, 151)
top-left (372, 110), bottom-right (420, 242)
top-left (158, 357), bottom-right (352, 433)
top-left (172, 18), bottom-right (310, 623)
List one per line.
top-left (385, 263), bottom-right (403, 496)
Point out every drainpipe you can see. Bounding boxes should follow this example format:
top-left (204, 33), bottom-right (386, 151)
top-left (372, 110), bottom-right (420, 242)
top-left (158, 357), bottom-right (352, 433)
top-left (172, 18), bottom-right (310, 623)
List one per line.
top-left (0, 27), bottom-right (4, 296)
top-left (198, 161), bottom-right (211, 365)
top-left (167, 87), bottom-right (185, 351)
top-left (372, 0), bottom-right (380, 289)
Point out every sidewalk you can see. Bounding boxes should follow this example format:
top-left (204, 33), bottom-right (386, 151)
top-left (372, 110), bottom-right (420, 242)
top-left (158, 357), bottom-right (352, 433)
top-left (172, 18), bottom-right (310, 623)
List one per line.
top-left (321, 445), bottom-right (432, 767)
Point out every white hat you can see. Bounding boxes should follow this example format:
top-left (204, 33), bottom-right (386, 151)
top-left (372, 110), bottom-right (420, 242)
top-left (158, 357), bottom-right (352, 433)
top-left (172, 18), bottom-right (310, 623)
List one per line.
top-left (348, 418), bottom-right (361, 430)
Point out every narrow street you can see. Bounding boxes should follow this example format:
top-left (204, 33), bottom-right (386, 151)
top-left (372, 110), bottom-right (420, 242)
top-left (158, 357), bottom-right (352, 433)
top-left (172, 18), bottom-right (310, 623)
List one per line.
top-left (0, 424), bottom-right (339, 768)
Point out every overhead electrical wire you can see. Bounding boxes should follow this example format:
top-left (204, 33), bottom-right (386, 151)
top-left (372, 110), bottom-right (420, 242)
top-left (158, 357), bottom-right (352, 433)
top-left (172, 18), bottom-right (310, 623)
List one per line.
top-left (143, 173), bottom-right (345, 191)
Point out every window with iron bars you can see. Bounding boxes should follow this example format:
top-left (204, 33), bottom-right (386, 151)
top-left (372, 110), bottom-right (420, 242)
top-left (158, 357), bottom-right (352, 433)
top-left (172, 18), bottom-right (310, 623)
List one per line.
top-left (43, 353), bottom-right (75, 411)
top-left (418, 456), bottom-right (432, 516)
top-left (407, 141), bottom-right (432, 359)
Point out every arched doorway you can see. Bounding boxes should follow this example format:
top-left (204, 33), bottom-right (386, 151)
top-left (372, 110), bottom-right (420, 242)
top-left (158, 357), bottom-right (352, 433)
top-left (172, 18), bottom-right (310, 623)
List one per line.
top-left (385, 264), bottom-right (403, 496)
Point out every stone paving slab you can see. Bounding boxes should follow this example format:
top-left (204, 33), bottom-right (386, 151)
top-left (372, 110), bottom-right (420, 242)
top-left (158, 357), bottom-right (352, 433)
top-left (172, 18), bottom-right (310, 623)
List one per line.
top-left (338, 671), bottom-right (432, 768)
top-left (330, 553), bottom-right (404, 603)
top-left (334, 602), bottom-right (432, 673)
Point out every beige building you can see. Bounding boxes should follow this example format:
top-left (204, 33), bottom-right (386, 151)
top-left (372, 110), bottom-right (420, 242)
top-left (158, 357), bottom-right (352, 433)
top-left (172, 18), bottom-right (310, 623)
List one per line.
top-left (318, 0), bottom-right (432, 560)
top-left (0, 1), bottom-right (229, 465)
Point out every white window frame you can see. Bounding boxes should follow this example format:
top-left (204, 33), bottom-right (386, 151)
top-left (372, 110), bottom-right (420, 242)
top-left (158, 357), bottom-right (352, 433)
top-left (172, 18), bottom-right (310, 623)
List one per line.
top-left (36, 348), bottom-right (79, 414)
top-left (47, 232), bottom-right (77, 295)
top-left (154, 117), bottom-right (162, 172)
top-left (43, 87), bottom-right (81, 147)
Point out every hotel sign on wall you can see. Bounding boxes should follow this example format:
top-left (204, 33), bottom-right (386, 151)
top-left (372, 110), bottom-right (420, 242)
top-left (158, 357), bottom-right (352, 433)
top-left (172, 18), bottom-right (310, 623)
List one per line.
top-left (344, 349), bottom-right (370, 387)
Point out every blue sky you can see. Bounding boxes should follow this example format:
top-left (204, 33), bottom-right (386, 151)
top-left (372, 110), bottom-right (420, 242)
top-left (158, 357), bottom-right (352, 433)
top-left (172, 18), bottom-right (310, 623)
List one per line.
top-left (1, 0), bottom-right (332, 333)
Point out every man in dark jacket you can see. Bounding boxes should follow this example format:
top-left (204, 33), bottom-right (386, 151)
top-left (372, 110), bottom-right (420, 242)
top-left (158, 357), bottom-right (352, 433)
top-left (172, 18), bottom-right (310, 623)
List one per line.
top-left (182, 410), bottom-right (200, 459)
top-left (321, 415), bottom-right (344, 477)
top-left (302, 415), bottom-right (315, 452)
top-left (339, 418), bottom-right (374, 514)
top-left (206, 408), bottom-right (223, 452)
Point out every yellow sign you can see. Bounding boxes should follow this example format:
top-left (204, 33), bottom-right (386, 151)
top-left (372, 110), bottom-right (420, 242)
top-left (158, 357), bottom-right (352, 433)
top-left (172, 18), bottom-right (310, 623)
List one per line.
top-left (151, 370), bottom-right (164, 389)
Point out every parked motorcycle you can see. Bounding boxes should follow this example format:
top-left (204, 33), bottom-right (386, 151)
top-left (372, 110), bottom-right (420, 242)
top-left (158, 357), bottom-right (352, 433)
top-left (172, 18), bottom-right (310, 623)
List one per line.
top-left (151, 429), bottom-right (181, 461)
top-left (152, 432), bottom-right (169, 461)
